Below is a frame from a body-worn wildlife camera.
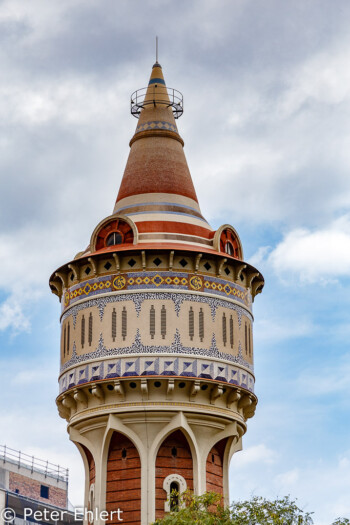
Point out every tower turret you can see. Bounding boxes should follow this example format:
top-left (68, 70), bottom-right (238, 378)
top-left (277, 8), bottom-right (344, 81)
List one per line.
top-left (50, 60), bottom-right (264, 525)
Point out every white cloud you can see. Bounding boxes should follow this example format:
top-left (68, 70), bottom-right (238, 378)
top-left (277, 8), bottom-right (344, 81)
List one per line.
top-left (278, 41), bottom-right (350, 117)
top-left (275, 468), bottom-right (299, 488)
top-left (297, 354), bottom-right (350, 397)
top-left (189, 32), bottom-right (350, 228)
top-left (266, 214), bottom-right (350, 283)
top-left (254, 316), bottom-right (315, 344)
top-left (0, 294), bottom-right (30, 332)
top-left (0, 228), bottom-right (73, 332)
top-left (0, 76), bottom-right (129, 127)
top-left (234, 443), bottom-right (277, 467)
top-left (0, 0), bottom-right (77, 43)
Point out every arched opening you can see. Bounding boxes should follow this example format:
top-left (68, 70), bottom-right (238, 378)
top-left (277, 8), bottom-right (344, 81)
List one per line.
top-left (156, 430), bottom-right (193, 519)
top-left (106, 432), bottom-right (141, 524)
top-left (219, 228), bottom-right (242, 259)
top-left (206, 438), bottom-right (228, 495)
top-left (95, 218), bottom-right (134, 251)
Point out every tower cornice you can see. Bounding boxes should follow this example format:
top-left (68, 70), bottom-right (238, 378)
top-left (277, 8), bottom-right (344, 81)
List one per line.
top-left (49, 246), bottom-right (264, 305)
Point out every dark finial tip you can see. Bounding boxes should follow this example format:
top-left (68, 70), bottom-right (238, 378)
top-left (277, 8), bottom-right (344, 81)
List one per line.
top-left (153, 61), bottom-right (161, 68)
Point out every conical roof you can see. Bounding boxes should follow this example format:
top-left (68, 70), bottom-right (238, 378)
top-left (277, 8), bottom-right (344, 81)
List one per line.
top-left (113, 62), bottom-right (214, 250)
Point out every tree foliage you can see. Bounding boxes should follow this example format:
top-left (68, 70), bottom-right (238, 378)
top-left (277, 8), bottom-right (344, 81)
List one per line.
top-left (152, 491), bottom-right (349, 525)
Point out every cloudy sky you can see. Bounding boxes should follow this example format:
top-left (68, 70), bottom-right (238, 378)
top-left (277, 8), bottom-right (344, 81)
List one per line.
top-left (1, 0), bottom-right (350, 522)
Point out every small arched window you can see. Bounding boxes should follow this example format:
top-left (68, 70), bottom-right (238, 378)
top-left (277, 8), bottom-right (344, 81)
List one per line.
top-left (106, 231), bottom-right (123, 247)
top-left (225, 242), bottom-right (233, 255)
top-left (170, 481), bottom-right (179, 511)
top-left (219, 228), bottom-right (241, 259)
top-left (163, 474), bottom-right (187, 513)
top-left (95, 218), bottom-right (134, 250)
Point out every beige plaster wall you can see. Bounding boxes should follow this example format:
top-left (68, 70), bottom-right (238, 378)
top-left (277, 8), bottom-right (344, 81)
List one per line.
top-left (60, 294), bottom-right (254, 367)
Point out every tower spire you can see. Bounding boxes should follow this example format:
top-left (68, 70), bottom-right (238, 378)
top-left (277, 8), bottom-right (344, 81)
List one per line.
top-left (114, 61), bottom-right (214, 249)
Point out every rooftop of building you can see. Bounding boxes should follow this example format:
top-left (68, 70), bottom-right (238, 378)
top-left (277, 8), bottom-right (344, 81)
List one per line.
top-left (0, 445), bottom-right (69, 484)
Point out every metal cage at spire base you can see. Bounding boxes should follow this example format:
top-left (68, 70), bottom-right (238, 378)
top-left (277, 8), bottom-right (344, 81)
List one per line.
top-left (131, 86), bottom-right (184, 119)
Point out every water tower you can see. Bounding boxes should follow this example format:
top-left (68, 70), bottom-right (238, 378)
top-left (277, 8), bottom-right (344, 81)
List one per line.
top-left (49, 60), bottom-right (264, 525)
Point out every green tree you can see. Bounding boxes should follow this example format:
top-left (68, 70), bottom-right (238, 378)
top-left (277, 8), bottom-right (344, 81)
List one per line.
top-left (152, 491), bottom-right (347, 524)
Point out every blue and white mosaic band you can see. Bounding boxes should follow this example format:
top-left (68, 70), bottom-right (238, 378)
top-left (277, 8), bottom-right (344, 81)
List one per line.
top-left (59, 354), bottom-right (255, 395)
top-left (61, 292), bottom-right (252, 326)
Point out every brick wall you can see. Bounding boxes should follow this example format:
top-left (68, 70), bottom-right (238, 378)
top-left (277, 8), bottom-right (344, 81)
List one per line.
top-left (155, 430), bottom-right (193, 520)
top-left (9, 471), bottom-right (67, 509)
top-left (206, 438), bottom-right (227, 496)
top-left (106, 432), bottom-right (141, 525)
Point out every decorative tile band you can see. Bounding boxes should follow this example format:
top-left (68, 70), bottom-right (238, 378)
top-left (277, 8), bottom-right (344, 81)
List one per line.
top-left (135, 120), bottom-right (178, 134)
top-left (61, 292), bottom-right (252, 327)
top-left (63, 271), bottom-right (251, 311)
top-left (59, 353), bottom-right (255, 395)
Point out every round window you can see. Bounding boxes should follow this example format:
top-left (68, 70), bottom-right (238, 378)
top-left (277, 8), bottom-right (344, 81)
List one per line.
top-left (106, 232), bottom-right (123, 246)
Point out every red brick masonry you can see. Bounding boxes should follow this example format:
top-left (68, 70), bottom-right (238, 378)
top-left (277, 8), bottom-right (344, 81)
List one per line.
top-left (9, 471), bottom-right (67, 509)
top-left (106, 432), bottom-right (141, 525)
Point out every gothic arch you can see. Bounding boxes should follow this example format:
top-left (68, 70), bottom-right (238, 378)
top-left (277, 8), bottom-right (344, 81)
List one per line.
top-left (155, 429), bottom-right (194, 519)
top-left (105, 430), bottom-right (141, 524)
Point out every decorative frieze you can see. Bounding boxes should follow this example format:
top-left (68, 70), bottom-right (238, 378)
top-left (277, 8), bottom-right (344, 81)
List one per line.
top-left (62, 291), bottom-right (252, 327)
top-left (59, 351), bottom-right (255, 395)
top-left (60, 323), bottom-right (253, 374)
top-left (62, 271), bottom-right (252, 312)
